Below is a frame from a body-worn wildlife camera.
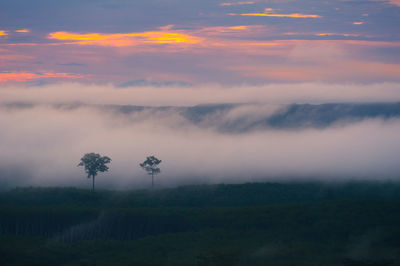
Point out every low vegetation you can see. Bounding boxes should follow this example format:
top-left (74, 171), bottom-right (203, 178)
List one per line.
top-left (1, 182), bottom-right (400, 265)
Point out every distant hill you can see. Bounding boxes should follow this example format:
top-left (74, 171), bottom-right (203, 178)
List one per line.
top-left (3, 102), bottom-right (400, 132)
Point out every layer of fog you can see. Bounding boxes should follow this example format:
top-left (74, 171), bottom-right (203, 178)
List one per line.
top-left (1, 103), bottom-right (400, 189)
top-left (1, 82), bottom-right (400, 106)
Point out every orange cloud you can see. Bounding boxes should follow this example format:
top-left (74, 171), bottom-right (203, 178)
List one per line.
top-left (316, 33), bottom-right (360, 37)
top-left (0, 31), bottom-right (8, 36)
top-left (220, 1), bottom-right (254, 6)
top-left (229, 25), bottom-right (248, 30)
top-left (228, 7), bottom-right (321, 18)
top-left (353, 22), bottom-right (363, 25)
top-left (264, 8), bottom-right (278, 13)
top-left (0, 72), bottom-right (82, 82)
top-left (283, 32), bottom-right (362, 38)
top-left (235, 13), bottom-right (322, 18)
top-left (48, 31), bottom-right (202, 46)
top-left (140, 32), bottom-right (200, 44)
top-left (15, 29), bottom-right (30, 33)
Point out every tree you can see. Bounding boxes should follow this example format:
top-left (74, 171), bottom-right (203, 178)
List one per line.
top-left (140, 156), bottom-right (162, 189)
top-left (78, 153), bottom-right (111, 191)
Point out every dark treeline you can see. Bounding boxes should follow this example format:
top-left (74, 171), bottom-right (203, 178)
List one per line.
top-left (1, 182), bottom-right (400, 265)
top-left (2, 181), bottom-right (400, 207)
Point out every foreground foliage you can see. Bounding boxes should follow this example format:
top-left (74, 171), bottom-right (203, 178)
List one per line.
top-left (1, 182), bottom-right (400, 265)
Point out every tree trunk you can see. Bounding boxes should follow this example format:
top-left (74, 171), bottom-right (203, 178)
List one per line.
top-left (152, 173), bottom-right (154, 189)
top-left (92, 175), bottom-right (95, 192)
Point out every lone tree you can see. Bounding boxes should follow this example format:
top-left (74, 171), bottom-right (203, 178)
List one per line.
top-left (78, 153), bottom-right (111, 191)
top-left (140, 156), bottom-right (162, 189)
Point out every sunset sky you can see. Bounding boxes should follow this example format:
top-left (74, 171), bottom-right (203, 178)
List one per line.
top-left (1, 0), bottom-right (400, 187)
top-left (1, 0), bottom-right (400, 86)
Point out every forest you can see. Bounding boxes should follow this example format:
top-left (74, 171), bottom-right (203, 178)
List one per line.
top-left (1, 181), bottom-right (400, 265)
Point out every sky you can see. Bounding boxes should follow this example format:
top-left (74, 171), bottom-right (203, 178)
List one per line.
top-left (1, 0), bottom-right (400, 85)
top-left (1, 0), bottom-right (400, 188)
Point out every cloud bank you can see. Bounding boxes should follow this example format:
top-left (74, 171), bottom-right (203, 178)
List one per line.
top-left (2, 82), bottom-right (400, 106)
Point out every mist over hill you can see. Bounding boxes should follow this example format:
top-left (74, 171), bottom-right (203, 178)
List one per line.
top-left (3, 102), bottom-right (400, 132)
top-left (1, 101), bottom-right (400, 189)
top-left (178, 102), bottom-right (400, 131)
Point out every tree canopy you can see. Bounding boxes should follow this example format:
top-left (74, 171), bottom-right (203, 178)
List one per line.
top-left (140, 156), bottom-right (162, 188)
top-left (78, 153), bottom-right (111, 191)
